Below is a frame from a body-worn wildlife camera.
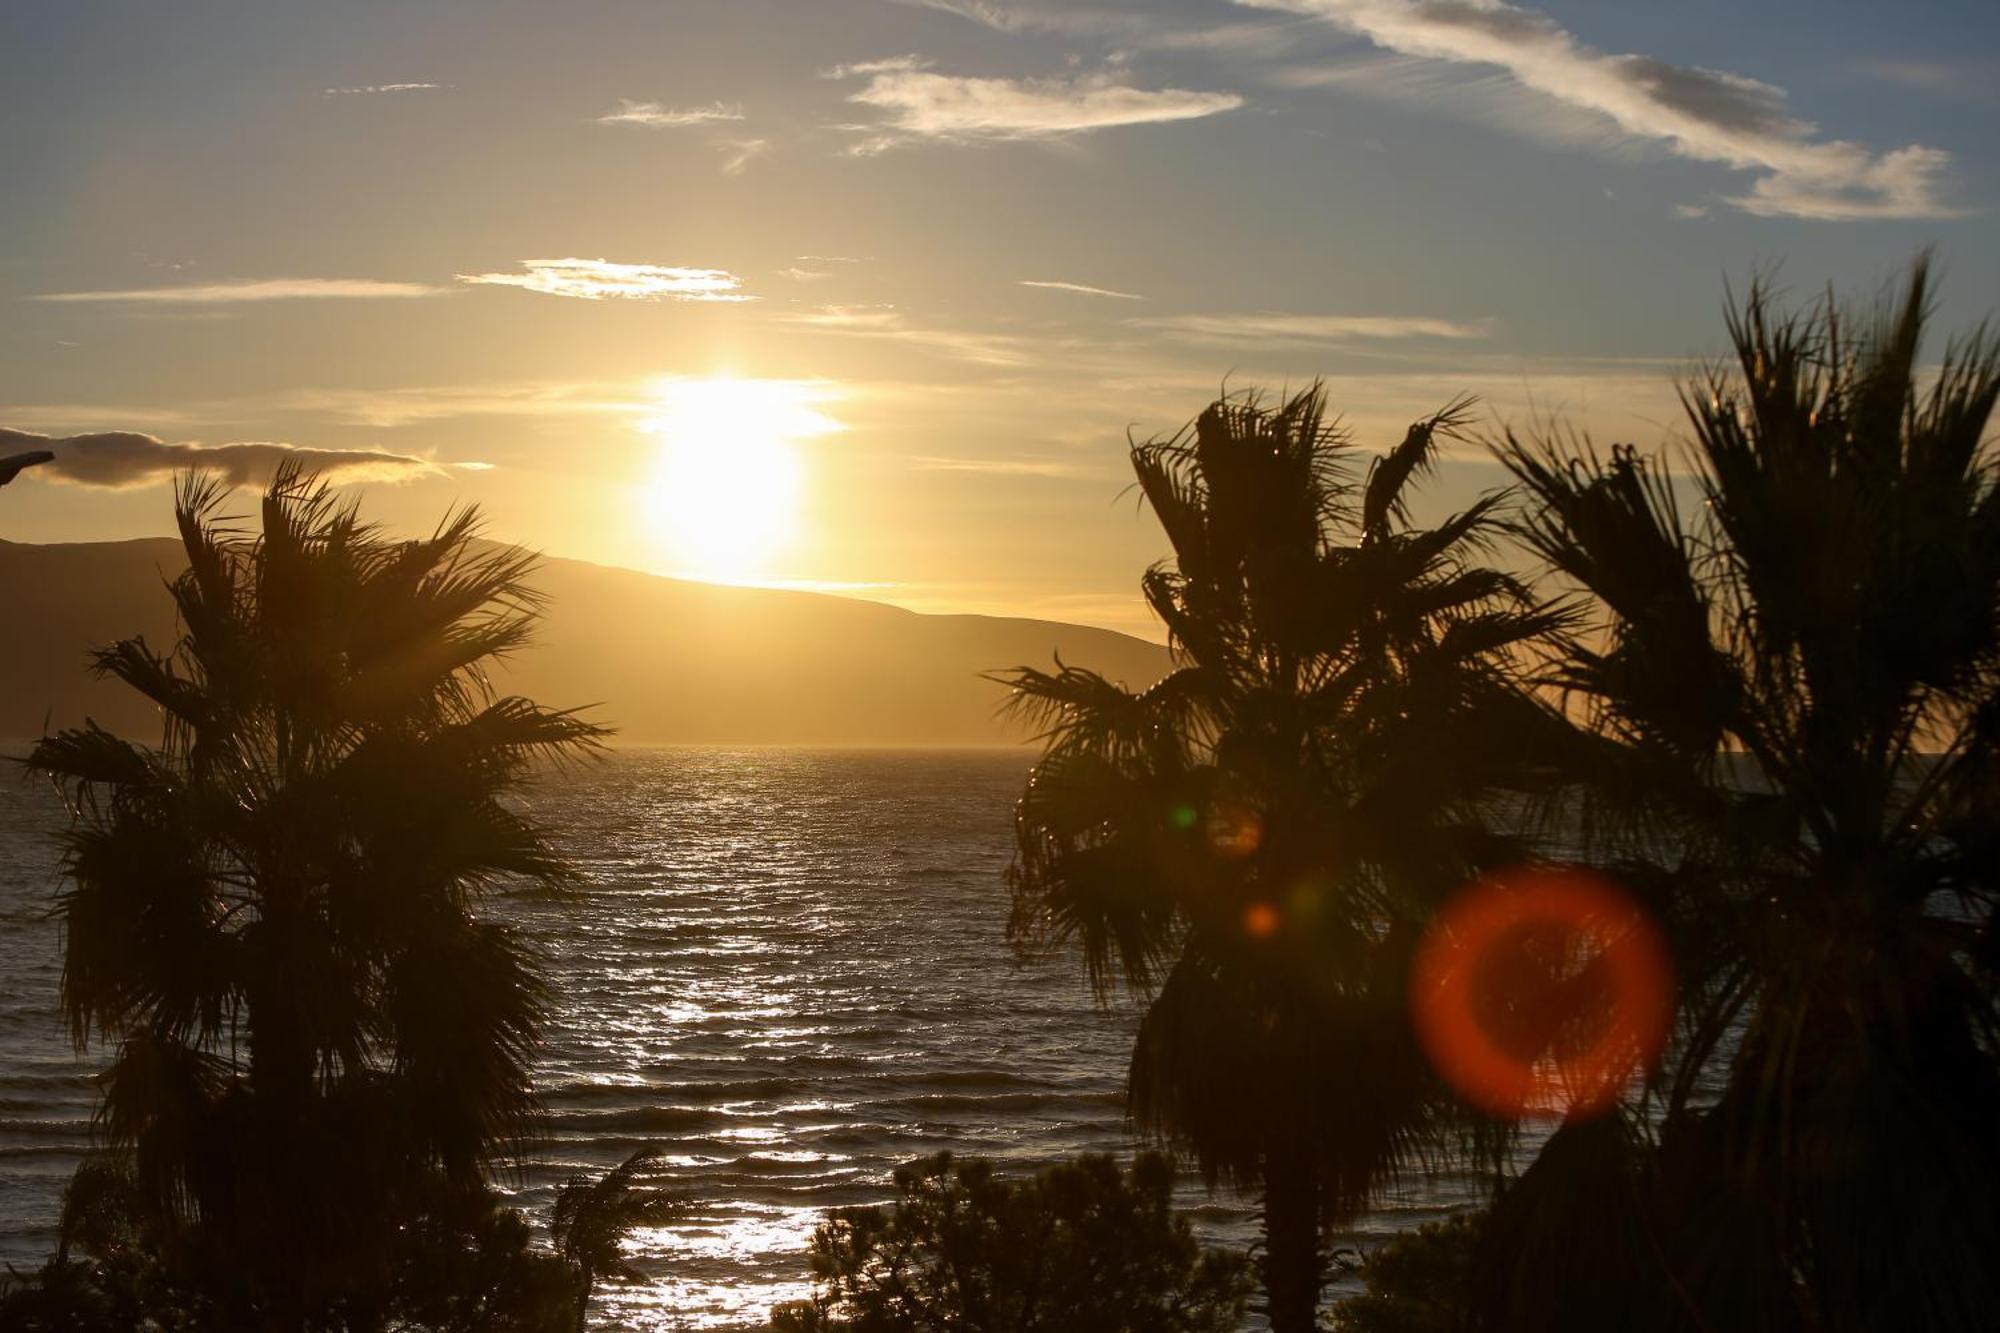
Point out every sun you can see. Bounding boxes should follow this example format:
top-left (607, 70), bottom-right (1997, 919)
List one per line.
top-left (640, 377), bottom-right (841, 580)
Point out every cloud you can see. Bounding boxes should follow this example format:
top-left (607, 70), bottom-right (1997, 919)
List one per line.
top-left (1019, 279), bottom-right (1143, 300)
top-left (457, 259), bottom-right (753, 302)
top-left (1139, 311), bottom-right (1491, 343)
top-left (1856, 58), bottom-right (2000, 106)
top-left (913, 454), bottom-right (1104, 479)
top-left (778, 267), bottom-right (833, 281)
top-left (1245, 0), bottom-right (1960, 220)
top-left (895, 1), bottom-right (1068, 32)
top-left (273, 381), bottom-right (645, 428)
top-left (323, 82), bottom-right (445, 96)
top-left (0, 427), bottom-right (443, 490)
top-left (835, 61), bottom-right (1243, 145)
top-left (778, 305), bottom-right (1039, 367)
top-left (32, 278), bottom-right (444, 304)
top-left (717, 138), bottom-right (770, 176)
top-left (826, 55), bottom-right (932, 78)
top-left (898, 1), bottom-right (1305, 56)
top-left (596, 99), bottom-right (745, 126)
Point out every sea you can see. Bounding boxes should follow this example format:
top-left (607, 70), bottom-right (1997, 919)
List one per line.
top-left (0, 748), bottom-right (1479, 1329)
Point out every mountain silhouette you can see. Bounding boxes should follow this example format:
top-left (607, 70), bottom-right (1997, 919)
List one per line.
top-left (0, 537), bottom-right (1170, 746)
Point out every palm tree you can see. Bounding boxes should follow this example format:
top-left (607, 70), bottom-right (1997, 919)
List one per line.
top-left (1489, 256), bottom-right (2000, 1331)
top-left (996, 386), bottom-right (1572, 1332)
top-left (26, 464), bottom-right (604, 1328)
top-left (550, 1147), bottom-right (681, 1333)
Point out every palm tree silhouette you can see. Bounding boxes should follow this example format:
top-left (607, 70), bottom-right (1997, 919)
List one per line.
top-left (1489, 256), bottom-right (2000, 1330)
top-left (25, 464), bottom-right (604, 1328)
top-left (550, 1147), bottom-right (681, 1333)
top-left (996, 386), bottom-right (1571, 1332)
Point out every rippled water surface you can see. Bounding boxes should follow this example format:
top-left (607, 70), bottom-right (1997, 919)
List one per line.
top-left (0, 748), bottom-right (1470, 1329)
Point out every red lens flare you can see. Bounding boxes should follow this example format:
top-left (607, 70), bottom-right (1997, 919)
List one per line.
top-left (1410, 867), bottom-right (1672, 1120)
top-left (1242, 902), bottom-right (1281, 938)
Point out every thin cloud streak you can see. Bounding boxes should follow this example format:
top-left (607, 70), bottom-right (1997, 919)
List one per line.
top-left (913, 454), bottom-right (1105, 479)
top-left (275, 381), bottom-right (646, 428)
top-left (1019, 280), bottom-right (1144, 300)
top-left (457, 259), bottom-right (753, 302)
top-left (778, 305), bottom-right (1039, 367)
top-left (597, 99), bottom-right (746, 126)
top-left (323, 82), bottom-right (445, 96)
top-left (717, 138), bottom-right (770, 175)
top-left (1244, 0), bottom-right (1961, 220)
top-left (1140, 312), bottom-right (1491, 343)
top-left (33, 279), bottom-right (444, 303)
top-left (1856, 58), bottom-right (2000, 107)
top-left (901, 1), bottom-right (1306, 57)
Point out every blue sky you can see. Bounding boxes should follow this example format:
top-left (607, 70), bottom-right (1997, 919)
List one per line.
top-left (3, 0), bottom-right (1995, 633)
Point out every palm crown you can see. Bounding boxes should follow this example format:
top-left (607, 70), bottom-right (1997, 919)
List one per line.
top-left (1490, 257), bottom-right (2000, 1330)
top-left (26, 465), bottom-right (604, 1321)
top-left (997, 386), bottom-right (1572, 1331)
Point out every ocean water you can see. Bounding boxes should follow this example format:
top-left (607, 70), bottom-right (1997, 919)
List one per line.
top-left (0, 748), bottom-right (1474, 1329)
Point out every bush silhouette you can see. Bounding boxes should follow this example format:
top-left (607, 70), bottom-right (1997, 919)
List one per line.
top-left (769, 1151), bottom-right (1250, 1332)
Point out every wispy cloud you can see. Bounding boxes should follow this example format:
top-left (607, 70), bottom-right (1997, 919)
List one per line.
top-left (827, 56), bottom-right (931, 78)
top-left (1019, 279), bottom-right (1143, 300)
top-left (596, 99), bottom-right (746, 127)
top-left (1856, 58), bottom-right (2000, 106)
top-left (717, 138), bottom-right (770, 176)
top-left (900, 1), bottom-right (1306, 57)
top-left (457, 258), bottom-right (753, 302)
top-left (778, 267), bottom-right (833, 281)
top-left (1139, 311), bottom-right (1491, 343)
top-left (274, 380), bottom-right (644, 428)
top-left (323, 82), bottom-right (446, 96)
top-left (32, 278), bottom-right (444, 304)
top-left (834, 57), bottom-right (1243, 148)
top-left (913, 454), bottom-right (1104, 479)
top-left (895, 1), bottom-right (1088, 34)
top-left (780, 304), bottom-right (905, 332)
top-left (0, 426), bottom-right (445, 489)
top-left (779, 304), bottom-right (1038, 367)
top-left (1245, 0), bottom-right (1960, 220)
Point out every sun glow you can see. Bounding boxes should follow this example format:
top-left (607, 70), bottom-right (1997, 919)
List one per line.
top-left (640, 377), bottom-right (842, 580)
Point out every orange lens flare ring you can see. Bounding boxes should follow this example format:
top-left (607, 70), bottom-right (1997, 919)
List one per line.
top-left (1410, 868), bottom-right (1673, 1119)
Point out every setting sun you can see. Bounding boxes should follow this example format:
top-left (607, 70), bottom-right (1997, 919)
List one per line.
top-left (640, 377), bottom-right (841, 581)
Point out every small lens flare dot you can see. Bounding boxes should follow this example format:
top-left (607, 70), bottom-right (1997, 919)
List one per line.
top-left (1170, 803), bottom-right (1199, 831)
top-left (1410, 867), bottom-right (1672, 1120)
top-left (1243, 902), bottom-right (1281, 937)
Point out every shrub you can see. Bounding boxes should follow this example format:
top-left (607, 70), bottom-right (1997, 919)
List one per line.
top-left (770, 1151), bottom-right (1251, 1332)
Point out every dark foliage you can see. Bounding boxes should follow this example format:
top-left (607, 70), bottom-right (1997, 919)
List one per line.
top-left (994, 386), bottom-right (1574, 1331)
top-left (1329, 1211), bottom-right (1482, 1333)
top-left (13, 465), bottom-right (605, 1330)
top-left (0, 1153), bottom-right (578, 1331)
top-left (551, 1147), bottom-right (684, 1332)
top-left (1489, 255), bottom-right (2000, 1331)
top-left (768, 1151), bottom-right (1250, 1333)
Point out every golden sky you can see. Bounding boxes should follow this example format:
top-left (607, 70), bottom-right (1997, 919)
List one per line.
top-left (4, 0), bottom-right (1996, 638)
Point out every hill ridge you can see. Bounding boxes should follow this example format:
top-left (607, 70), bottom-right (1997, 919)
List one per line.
top-left (0, 537), bottom-right (1170, 746)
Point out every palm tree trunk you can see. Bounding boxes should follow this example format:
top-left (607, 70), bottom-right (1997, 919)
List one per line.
top-left (1262, 1121), bottom-right (1321, 1333)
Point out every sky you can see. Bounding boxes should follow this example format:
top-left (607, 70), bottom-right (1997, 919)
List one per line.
top-left (3, 0), bottom-right (1997, 638)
